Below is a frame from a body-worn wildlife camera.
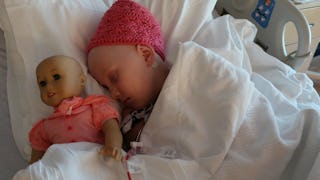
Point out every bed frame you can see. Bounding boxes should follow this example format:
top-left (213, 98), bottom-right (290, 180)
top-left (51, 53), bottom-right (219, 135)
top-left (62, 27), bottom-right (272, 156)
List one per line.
top-left (216, 0), bottom-right (311, 72)
top-left (0, 29), bottom-right (28, 180)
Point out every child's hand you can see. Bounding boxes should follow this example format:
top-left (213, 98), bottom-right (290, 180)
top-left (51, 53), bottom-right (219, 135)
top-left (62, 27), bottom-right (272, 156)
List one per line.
top-left (99, 146), bottom-right (123, 161)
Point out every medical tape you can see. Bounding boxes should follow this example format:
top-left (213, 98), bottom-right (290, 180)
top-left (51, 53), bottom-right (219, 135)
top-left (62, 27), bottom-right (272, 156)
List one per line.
top-left (122, 141), bottom-right (144, 180)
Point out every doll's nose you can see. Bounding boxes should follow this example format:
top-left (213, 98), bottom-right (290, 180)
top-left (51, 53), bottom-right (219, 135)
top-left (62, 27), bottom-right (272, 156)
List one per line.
top-left (45, 82), bottom-right (54, 91)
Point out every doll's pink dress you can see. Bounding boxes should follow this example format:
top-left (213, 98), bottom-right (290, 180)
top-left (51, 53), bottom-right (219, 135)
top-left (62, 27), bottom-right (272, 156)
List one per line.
top-left (29, 95), bottom-right (119, 151)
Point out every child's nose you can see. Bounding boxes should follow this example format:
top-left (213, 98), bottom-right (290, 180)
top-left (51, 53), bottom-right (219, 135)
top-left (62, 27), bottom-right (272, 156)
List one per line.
top-left (110, 87), bottom-right (120, 100)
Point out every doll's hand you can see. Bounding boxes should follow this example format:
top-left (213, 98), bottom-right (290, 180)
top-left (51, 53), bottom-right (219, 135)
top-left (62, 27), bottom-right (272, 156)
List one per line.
top-left (99, 146), bottom-right (123, 161)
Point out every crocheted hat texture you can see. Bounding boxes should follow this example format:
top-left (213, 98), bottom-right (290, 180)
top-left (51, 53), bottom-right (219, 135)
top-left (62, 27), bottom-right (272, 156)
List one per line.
top-left (87, 0), bottom-right (165, 61)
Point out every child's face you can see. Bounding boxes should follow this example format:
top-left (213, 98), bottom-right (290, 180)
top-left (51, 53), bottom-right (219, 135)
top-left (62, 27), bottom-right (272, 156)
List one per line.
top-left (88, 45), bottom-right (157, 110)
top-left (36, 56), bottom-right (85, 107)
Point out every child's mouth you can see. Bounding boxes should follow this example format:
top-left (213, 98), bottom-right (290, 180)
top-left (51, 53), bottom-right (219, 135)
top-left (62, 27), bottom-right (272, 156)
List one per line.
top-left (123, 98), bottom-right (131, 106)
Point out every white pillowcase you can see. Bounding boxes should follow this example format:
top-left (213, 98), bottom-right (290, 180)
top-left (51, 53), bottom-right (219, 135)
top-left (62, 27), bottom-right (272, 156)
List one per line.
top-left (0, 0), bottom-right (216, 160)
top-left (135, 0), bottom-right (217, 63)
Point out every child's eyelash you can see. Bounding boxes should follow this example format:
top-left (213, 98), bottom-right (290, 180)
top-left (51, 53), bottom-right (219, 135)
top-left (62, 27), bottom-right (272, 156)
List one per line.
top-left (110, 71), bottom-right (118, 83)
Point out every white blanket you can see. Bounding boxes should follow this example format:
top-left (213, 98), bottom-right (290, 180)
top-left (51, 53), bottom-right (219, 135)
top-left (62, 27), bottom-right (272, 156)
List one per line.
top-left (13, 15), bottom-right (320, 180)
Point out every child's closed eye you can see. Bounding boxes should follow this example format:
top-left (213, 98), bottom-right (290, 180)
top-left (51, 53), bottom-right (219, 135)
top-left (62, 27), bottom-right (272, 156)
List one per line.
top-left (109, 70), bottom-right (118, 84)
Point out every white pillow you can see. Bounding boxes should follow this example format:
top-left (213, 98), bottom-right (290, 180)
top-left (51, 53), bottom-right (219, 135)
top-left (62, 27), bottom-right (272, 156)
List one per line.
top-left (0, 0), bottom-right (216, 160)
top-left (136, 0), bottom-right (217, 64)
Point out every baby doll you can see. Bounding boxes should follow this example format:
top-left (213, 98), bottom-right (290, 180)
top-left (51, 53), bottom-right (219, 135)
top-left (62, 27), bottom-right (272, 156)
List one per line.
top-left (29, 55), bottom-right (123, 164)
top-left (86, 0), bottom-right (169, 151)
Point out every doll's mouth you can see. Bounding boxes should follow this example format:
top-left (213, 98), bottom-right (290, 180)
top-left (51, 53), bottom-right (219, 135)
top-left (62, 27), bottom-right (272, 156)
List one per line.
top-left (48, 92), bottom-right (56, 97)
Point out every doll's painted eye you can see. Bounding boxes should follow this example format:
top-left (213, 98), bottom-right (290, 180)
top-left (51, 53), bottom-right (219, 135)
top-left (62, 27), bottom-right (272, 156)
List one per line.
top-left (39, 81), bottom-right (47, 87)
top-left (53, 74), bottom-right (61, 80)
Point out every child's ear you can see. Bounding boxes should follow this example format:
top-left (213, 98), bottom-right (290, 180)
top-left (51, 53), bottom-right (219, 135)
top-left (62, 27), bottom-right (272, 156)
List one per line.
top-left (136, 45), bottom-right (155, 67)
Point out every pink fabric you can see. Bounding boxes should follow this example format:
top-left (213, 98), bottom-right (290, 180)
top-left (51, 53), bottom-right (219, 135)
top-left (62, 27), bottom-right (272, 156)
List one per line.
top-left (29, 95), bottom-right (119, 151)
top-left (86, 0), bottom-right (165, 61)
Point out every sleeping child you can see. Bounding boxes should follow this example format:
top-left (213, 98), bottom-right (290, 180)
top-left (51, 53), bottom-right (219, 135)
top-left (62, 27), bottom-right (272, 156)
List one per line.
top-left (29, 55), bottom-right (123, 164)
top-left (86, 1), bottom-right (320, 178)
top-left (87, 0), bottom-right (170, 151)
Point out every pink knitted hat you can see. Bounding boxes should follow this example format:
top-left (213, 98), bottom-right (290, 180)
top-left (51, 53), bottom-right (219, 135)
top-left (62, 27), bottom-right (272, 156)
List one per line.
top-left (87, 0), bottom-right (165, 61)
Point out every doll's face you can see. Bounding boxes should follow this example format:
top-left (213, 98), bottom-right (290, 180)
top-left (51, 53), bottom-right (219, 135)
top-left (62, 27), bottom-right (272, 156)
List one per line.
top-left (88, 45), bottom-right (157, 110)
top-left (36, 56), bottom-right (86, 107)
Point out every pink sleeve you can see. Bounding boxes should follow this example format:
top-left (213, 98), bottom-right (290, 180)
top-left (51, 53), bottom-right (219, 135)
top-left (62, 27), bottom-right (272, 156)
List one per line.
top-left (91, 101), bottom-right (120, 130)
top-left (29, 120), bottom-right (51, 151)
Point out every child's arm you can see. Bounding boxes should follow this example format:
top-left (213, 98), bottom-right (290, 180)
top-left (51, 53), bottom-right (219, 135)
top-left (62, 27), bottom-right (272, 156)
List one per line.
top-left (100, 119), bottom-right (123, 161)
top-left (30, 149), bottom-right (45, 164)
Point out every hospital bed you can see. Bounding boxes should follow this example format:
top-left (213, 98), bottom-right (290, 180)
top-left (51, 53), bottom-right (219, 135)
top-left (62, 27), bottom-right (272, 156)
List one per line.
top-left (0, 0), bottom-right (320, 179)
top-left (216, 0), bottom-right (312, 71)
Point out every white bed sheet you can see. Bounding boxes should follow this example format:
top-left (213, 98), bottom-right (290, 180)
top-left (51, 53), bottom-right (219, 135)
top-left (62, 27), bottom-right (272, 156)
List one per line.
top-left (13, 15), bottom-right (320, 180)
top-left (0, 29), bottom-right (28, 180)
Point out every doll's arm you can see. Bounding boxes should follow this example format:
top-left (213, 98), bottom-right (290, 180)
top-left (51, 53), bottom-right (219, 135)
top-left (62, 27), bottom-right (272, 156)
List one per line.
top-left (30, 149), bottom-right (45, 164)
top-left (100, 119), bottom-right (123, 161)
